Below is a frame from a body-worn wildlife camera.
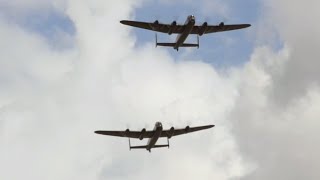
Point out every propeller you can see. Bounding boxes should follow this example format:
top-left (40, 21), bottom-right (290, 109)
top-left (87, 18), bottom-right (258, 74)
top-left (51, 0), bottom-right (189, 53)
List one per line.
top-left (152, 15), bottom-right (162, 31)
top-left (186, 119), bottom-right (193, 128)
top-left (125, 123), bottom-right (131, 131)
top-left (203, 16), bottom-right (211, 24)
top-left (173, 15), bottom-right (180, 24)
top-left (139, 128), bottom-right (146, 140)
top-left (185, 125), bottom-right (190, 132)
top-left (168, 121), bottom-right (174, 128)
top-left (203, 16), bottom-right (229, 26)
top-left (168, 126), bottom-right (175, 139)
top-left (153, 14), bottom-right (163, 24)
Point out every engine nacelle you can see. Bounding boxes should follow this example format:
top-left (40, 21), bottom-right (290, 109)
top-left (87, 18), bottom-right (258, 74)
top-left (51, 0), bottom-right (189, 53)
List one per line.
top-left (219, 22), bottom-right (224, 27)
top-left (125, 129), bottom-right (130, 137)
top-left (167, 127), bottom-right (175, 139)
top-left (199, 22), bottom-right (208, 36)
top-left (153, 20), bottom-right (159, 29)
top-left (168, 21), bottom-right (177, 35)
top-left (185, 126), bottom-right (190, 132)
top-left (139, 128), bottom-right (146, 140)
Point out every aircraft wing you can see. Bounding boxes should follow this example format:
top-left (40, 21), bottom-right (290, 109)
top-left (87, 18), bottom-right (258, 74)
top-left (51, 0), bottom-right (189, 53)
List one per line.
top-left (95, 130), bottom-right (154, 139)
top-left (161, 124), bottom-right (214, 138)
top-left (191, 23), bottom-right (251, 34)
top-left (120, 20), bottom-right (185, 34)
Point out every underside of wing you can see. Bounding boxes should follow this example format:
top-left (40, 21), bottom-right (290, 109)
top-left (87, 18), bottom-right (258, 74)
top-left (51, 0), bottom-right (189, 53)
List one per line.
top-left (120, 20), bottom-right (185, 34)
top-left (95, 129), bottom-right (154, 139)
top-left (161, 124), bottom-right (214, 138)
top-left (191, 23), bottom-right (251, 35)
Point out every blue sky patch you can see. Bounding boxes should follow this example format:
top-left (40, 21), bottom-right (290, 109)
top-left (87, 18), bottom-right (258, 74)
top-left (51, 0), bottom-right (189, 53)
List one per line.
top-left (0, 5), bottom-right (76, 50)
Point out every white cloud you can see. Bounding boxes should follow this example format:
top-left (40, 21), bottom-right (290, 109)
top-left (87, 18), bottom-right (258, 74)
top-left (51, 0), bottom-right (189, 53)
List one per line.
top-left (263, 0), bottom-right (320, 105)
top-left (0, 0), bottom-right (251, 180)
top-left (1, 0), bottom-right (320, 180)
top-left (229, 0), bottom-right (320, 178)
top-left (157, 0), bottom-right (230, 19)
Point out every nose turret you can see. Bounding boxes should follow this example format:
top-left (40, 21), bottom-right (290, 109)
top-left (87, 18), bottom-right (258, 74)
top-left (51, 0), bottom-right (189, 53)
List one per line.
top-left (189, 15), bottom-right (195, 21)
top-left (156, 122), bottom-right (162, 127)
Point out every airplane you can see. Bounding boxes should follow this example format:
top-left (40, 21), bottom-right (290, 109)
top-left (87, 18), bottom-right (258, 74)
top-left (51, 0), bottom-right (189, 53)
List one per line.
top-left (120, 15), bottom-right (251, 51)
top-left (95, 122), bottom-right (214, 152)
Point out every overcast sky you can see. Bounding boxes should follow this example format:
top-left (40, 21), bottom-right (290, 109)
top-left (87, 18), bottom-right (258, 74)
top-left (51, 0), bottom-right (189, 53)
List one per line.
top-left (1, 0), bottom-right (319, 180)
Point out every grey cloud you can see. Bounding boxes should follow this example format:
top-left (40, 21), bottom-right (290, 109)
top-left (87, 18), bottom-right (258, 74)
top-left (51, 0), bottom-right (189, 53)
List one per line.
top-left (0, 1), bottom-right (250, 180)
top-left (2, 0), bottom-right (319, 180)
top-left (230, 1), bottom-right (320, 178)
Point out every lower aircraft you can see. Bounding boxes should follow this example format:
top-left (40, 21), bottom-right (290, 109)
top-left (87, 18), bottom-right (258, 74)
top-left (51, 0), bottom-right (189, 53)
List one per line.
top-left (95, 122), bottom-right (214, 152)
top-left (120, 15), bottom-right (250, 51)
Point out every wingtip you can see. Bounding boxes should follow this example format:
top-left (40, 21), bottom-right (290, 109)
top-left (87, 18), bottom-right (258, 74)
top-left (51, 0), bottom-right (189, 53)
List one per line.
top-left (206, 125), bottom-right (215, 129)
top-left (120, 20), bottom-right (129, 25)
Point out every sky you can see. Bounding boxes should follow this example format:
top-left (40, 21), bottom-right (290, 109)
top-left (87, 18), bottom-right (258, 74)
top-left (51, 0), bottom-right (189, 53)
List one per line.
top-left (0, 0), bottom-right (320, 180)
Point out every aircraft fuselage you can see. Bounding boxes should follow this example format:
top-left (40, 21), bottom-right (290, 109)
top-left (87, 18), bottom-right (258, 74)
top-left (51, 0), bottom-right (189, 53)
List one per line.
top-left (146, 122), bottom-right (163, 152)
top-left (174, 15), bottom-right (195, 50)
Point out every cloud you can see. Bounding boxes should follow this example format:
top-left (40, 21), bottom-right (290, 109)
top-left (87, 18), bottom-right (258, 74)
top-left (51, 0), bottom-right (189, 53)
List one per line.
top-left (263, 0), bottom-right (320, 105)
top-left (230, 46), bottom-right (320, 179)
top-left (157, 0), bottom-right (230, 19)
top-left (0, 0), bottom-right (251, 180)
top-left (229, 0), bottom-right (320, 179)
top-left (1, 0), bottom-right (319, 180)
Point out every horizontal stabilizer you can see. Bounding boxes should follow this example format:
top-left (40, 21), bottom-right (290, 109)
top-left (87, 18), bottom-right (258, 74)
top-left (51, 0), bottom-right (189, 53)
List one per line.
top-left (153, 144), bottom-right (169, 148)
top-left (130, 145), bottom-right (148, 149)
top-left (156, 43), bottom-right (199, 48)
top-left (156, 43), bottom-right (176, 47)
top-left (129, 144), bottom-right (169, 150)
top-left (180, 43), bottom-right (199, 47)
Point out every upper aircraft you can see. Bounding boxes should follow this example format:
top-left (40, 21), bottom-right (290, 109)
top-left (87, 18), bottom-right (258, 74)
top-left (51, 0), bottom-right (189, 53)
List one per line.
top-left (120, 15), bottom-right (251, 51)
top-left (95, 122), bottom-right (214, 152)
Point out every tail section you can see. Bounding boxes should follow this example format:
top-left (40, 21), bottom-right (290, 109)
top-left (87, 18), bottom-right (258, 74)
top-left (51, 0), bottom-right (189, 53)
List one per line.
top-left (128, 137), bottom-right (170, 152)
top-left (153, 144), bottom-right (169, 148)
top-left (129, 144), bottom-right (169, 150)
top-left (130, 145), bottom-right (148, 150)
top-left (156, 43), bottom-right (199, 48)
top-left (179, 43), bottom-right (199, 47)
top-left (156, 43), bottom-right (176, 47)
top-left (155, 33), bottom-right (200, 50)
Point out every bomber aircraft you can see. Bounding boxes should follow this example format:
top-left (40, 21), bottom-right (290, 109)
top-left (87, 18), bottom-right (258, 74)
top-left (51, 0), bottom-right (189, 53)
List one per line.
top-left (95, 122), bottom-right (214, 152)
top-left (120, 15), bottom-right (251, 51)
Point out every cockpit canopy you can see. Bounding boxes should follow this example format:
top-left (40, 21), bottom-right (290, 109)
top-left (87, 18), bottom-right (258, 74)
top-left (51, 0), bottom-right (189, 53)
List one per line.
top-left (156, 122), bottom-right (162, 127)
top-left (188, 15), bottom-right (195, 20)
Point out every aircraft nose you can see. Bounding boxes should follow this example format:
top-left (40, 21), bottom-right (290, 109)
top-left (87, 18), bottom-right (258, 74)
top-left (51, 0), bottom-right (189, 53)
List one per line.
top-left (190, 15), bottom-right (195, 22)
